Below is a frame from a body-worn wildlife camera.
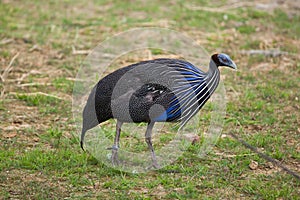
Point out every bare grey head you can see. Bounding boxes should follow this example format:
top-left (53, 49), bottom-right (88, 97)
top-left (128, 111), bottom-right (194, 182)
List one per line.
top-left (211, 53), bottom-right (237, 69)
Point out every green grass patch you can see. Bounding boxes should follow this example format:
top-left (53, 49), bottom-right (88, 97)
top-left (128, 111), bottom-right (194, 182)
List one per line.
top-left (273, 9), bottom-right (300, 39)
top-left (52, 77), bottom-right (74, 93)
top-left (237, 25), bottom-right (256, 34)
top-left (15, 93), bottom-right (61, 107)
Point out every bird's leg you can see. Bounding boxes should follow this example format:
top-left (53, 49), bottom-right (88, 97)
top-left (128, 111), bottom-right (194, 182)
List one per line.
top-left (111, 120), bottom-right (123, 166)
top-left (145, 122), bottom-right (160, 169)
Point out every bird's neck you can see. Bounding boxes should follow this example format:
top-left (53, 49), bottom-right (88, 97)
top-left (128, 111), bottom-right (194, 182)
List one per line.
top-left (205, 60), bottom-right (220, 93)
top-left (207, 60), bottom-right (219, 76)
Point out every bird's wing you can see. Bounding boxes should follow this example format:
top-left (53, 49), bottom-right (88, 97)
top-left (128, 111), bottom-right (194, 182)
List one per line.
top-left (109, 59), bottom-right (211, 125)
top-left (110, 61), bottom-right (173, 102)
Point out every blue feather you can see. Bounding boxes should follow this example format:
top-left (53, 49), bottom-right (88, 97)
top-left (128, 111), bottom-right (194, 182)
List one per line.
top-left (154, 63), bottom-right (207, 122)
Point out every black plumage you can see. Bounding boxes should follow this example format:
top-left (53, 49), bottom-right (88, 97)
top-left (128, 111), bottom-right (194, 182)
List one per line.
top-left (81, 53), bottom-right (237, 168)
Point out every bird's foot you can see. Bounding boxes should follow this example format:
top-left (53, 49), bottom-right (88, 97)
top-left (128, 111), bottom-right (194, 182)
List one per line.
top-left (111, 149), bottom-right (120, 166)
top-left (152, 160), bottom-right (161, 169)
top-left (107, 145), bottom-right (120, 166)
top-left (146, 160), bottom-right (161, 170)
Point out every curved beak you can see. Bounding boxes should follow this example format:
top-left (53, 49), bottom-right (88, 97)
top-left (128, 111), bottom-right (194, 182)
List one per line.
top-left (229, 61), bottom-right (237, 70)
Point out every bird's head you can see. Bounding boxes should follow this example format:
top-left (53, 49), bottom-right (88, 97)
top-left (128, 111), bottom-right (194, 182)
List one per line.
top-left (211, 53), bottom-right (237, 70)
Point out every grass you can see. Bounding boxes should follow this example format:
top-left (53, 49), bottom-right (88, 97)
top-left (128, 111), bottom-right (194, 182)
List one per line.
top-left (1, 0), bottom-right (300, 199)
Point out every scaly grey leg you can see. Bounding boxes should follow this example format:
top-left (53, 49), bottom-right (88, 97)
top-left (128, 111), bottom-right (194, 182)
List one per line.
top-left (111, 120), bottom-right (123, 166)
top-left (145, 122), bottom-right (160, 169)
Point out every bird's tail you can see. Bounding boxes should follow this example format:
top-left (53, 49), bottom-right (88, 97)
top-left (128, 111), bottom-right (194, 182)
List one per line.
top-left (80, 85), bottom-right (99, 151)
top-left (80, 117), bottom-right (99, 151)
top-left (80, 129), bottom-right (86, 151)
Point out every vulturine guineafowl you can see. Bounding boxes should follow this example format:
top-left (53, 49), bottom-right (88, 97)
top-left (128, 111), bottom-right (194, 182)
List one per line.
top-left (81, 53), bottom-right (237, 168)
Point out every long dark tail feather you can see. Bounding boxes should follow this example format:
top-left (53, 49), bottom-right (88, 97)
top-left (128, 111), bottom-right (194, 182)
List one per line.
top-left (80, 117), bottom-right (99, 151)
top-left (80, 130), bottom-right (86, 151)
top-left (80, 140), bottom-right (85, 151)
